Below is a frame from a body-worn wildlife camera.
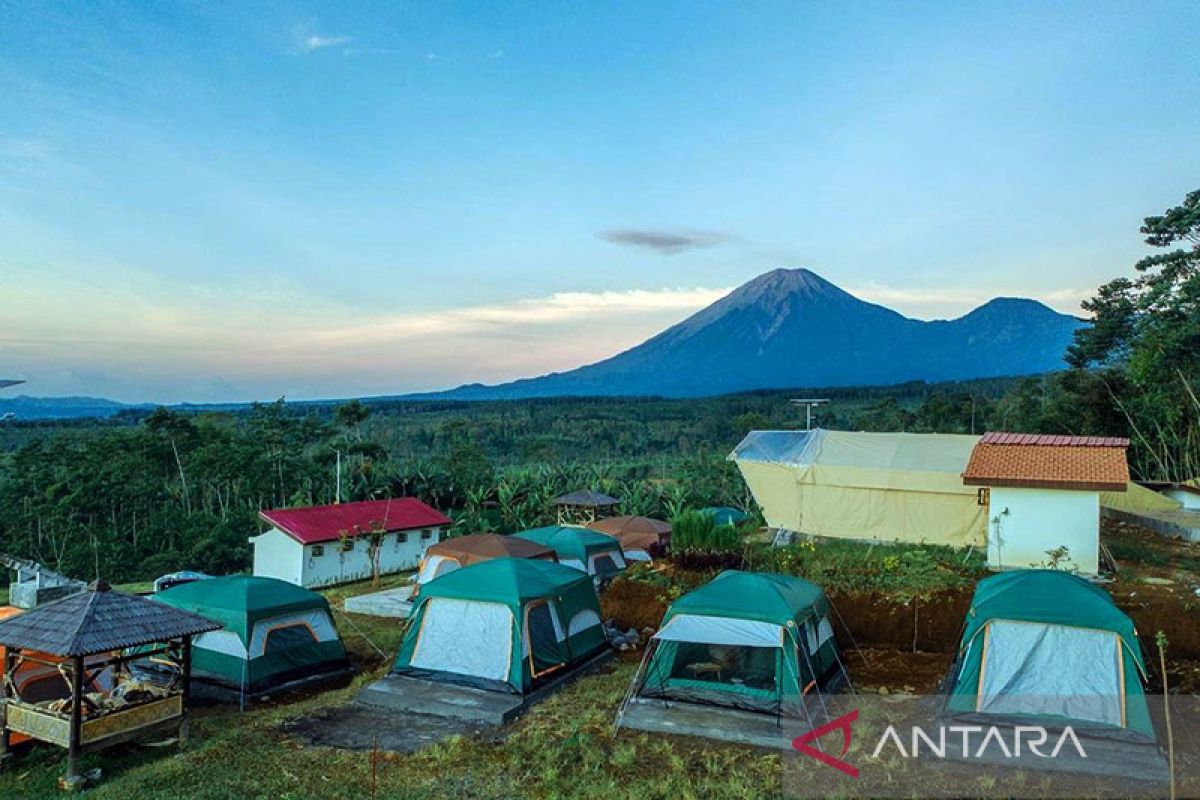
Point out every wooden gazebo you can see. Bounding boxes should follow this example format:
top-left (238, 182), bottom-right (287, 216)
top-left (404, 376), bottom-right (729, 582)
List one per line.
top-left (553, 489), bottom-right (620, 525)
top-left (0, 580), bottom-right (219, 789)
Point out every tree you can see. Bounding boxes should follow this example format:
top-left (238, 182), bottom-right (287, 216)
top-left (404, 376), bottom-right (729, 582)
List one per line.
top-left (1063, 189), bottom-right (1200, 478)
top-left (335, 400), bottom-right (371, 441)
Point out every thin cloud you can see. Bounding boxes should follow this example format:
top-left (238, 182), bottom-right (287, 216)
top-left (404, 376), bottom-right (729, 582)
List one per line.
top-left (303, 34), bottom-right (352, 52)
top-left (849, 282), bottom-right (1089, 319)
top-left (307, 286), bottom-right (732, 344)
top-left (598, 228), bottom-right (739, 255)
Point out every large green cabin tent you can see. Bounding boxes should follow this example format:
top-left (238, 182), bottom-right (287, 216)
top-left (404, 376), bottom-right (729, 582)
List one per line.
top-left (944, 570), bottom-right (1153, 739)
top-left (393, 559), bottom-right (607, 694)
top-left (153, 576), bottom-right (351, 702)
top-left (513, 525), bottom-right (627, 580)
top-left (631, 571), bottom-right (844, 718)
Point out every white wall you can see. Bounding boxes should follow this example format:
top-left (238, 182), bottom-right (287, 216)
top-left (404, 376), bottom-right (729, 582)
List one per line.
top-left (250, 528), bottom-right (304, 585)
top-left (284, 526), bottom-right (443, 588)
top-left (986, 487), bottom-right (1099, 576)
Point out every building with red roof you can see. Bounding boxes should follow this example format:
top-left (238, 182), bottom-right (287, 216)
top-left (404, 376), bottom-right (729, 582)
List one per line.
top-left (963, 433), bottom-right (1130, 576)
top-left (252, 499), bottom-right (451, 588)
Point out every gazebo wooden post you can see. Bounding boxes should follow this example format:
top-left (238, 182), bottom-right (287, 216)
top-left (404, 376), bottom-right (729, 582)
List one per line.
top-left (0, 646), bottom-right (13, 766)
top-left (65, 654), bottom-right (84, 787)
top-left (179, 637), bottom-right (192, 748)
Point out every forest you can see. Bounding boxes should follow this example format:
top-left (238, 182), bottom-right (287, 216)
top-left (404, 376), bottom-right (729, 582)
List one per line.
top-left (0, 188), bottom-right (1195, 586)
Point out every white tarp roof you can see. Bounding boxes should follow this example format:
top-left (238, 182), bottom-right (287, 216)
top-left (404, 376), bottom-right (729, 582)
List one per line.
top-left (730, 429), bottom-right (980, 475)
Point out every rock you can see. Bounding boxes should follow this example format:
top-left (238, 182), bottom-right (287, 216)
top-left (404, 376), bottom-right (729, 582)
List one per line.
top-left (1141, 577), bottom-right (1174, 586)
top-left (878, 686), bottom-right (890, 696)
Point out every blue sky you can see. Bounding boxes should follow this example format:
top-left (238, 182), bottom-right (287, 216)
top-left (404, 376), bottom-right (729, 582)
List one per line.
top-left (1, 1), bottom-right (1197, 402)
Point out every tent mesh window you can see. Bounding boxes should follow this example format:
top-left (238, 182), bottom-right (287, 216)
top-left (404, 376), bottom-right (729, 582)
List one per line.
top-left (664, 643), bottom-right (778, 691)
top-left (264, 623), bottom-right (319, 654)
top-left (592, 554), bottom-right (620, 577)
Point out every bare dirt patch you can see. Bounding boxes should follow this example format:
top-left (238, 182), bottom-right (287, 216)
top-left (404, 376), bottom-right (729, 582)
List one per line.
top-left (846, 647), bottom-right (952, 694)
top-left (280, 703), bottom-right (493, 753)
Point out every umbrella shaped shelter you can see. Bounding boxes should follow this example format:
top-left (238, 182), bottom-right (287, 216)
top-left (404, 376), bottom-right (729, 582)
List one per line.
top-left (414, 533), bottom-right (557, 587)
top-left (625, 571), bottom-right (845, 723)
top-left (0, 581), bottom-right (219, 788)
top-left (587, 516), bottom-right (671, 561)
top-left (944, 570), bottom-right (1153, 739)
top-left (151, 576), bottom-right (352, 705)
top-left (392, 559), bottom-right (607, 694)
top-left (513, 525), bottom-right (627, 580)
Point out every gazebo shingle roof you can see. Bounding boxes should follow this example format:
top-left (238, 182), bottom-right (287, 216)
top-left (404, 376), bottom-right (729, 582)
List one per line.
top-left (552, 489), bottom-right (620, 507)
top-left (0, 582), bottom-right (221, 657)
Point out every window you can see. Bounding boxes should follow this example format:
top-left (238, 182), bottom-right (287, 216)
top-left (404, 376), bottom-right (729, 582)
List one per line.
top-left (311, 545), bottom-right (325, 557)
top-left (420, 528), bottom-right (433, 540)
top-left (977, 487), bottom-right (990, 506)
top-left (339, 539), bottom-right (354, 553)
top-left (396, 532), bottom-right (408, 545)
top-left (263, 623), bottom-right (319, 654)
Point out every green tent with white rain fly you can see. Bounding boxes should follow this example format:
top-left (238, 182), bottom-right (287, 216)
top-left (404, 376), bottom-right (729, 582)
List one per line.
top-left (393, 558), bottom-right (607, 694)
top-left (631, 570), bottom-right (845, 718)
top-left (153, 575), bottom-right (350, 698)
top-left (944, 570), bottom-right (1154, 739)
top-left (512, 525), bottom-right (627, 579)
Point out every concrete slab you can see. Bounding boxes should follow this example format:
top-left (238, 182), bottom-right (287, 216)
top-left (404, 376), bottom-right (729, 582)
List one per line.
top-left (344, 585), bottom-right (416, 618)
top-left (1104, 506), bottom-right (1200, 543)
top-left (617, 696), bottom-right (808, 750)
top-left (357, 648), bottom-right (614, 725)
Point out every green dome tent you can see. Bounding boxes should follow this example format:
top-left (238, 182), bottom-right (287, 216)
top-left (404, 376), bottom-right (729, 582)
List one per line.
top-left (513, 525), bottom-right (627, 579)
top-left (153, 576), bottom-right (351, 702)
top-left (698, 507), bottom-right (750, 527)
top-left (393, 558), bottom-right (607, 694)
top-left (944, 570), bottom-right (1153, 739)
top-left (631, 571), bottom-right (844, 718)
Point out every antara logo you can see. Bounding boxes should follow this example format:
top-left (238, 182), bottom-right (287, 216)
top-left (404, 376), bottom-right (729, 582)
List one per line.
top-left (791, 710), bottom-right (859, 778)
top-left (871, 724), bottom-right (1088, 760)
top-left (791, 712), bottom-right (1088, 778)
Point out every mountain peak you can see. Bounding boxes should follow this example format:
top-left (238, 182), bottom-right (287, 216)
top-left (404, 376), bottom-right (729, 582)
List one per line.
top-left (423, 269), bottom-right (1087, 400)
top-left (737, 267), bottom-right (838, 298)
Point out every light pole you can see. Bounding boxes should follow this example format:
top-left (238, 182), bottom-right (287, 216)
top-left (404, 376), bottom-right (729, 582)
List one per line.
top-left (789, 398), bottom-right (829, 431)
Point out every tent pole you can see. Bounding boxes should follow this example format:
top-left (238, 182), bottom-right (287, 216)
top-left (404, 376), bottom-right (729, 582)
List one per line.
top-left (180, 637), bottom-right (192, 748)
top-left (797, 628), bottom-right (832, 731)
top-left (614, 640), bottom-right (655, 738)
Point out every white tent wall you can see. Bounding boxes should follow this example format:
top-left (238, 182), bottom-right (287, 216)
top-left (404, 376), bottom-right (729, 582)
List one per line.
top-left (415, 554), bottom-right (460, 585)
top-left (410, 598), bottom-right (514, 681)
top-left (732, 429), bottom-right (986, 546)
top-left (978, 620), bottom-right (1123, 727)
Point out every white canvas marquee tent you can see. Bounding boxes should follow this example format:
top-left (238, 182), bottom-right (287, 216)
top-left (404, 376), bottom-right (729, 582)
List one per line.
top-left (730, 429), bottom-right (988, 547)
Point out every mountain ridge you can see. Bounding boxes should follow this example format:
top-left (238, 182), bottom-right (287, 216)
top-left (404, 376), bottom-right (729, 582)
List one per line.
top-left (416, 268), bottom-right (1084, 400)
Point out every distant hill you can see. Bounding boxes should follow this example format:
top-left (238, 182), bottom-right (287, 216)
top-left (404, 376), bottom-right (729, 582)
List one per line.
top-left (417, 268), bottom-right (1086, 400)
top-left (0, 394), bottom-right (142, 421)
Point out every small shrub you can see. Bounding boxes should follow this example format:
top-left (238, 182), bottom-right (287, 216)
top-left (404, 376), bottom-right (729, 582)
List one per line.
top-left (670, 509), bottom-right (739, 553)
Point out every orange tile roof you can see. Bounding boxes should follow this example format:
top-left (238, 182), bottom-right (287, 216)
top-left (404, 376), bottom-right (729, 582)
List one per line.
top-left (963, 432), bottom-right (1129, 492)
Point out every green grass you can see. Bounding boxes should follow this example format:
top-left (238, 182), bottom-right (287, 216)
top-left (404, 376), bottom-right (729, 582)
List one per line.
top-left (0, 661), bottom-right (779, 799)
top-left (747, 539), bottom-right (986, 599)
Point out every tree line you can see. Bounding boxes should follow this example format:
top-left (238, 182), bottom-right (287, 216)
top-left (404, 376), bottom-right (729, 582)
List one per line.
top-left (0, 189), bottom-right (1195, 584)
